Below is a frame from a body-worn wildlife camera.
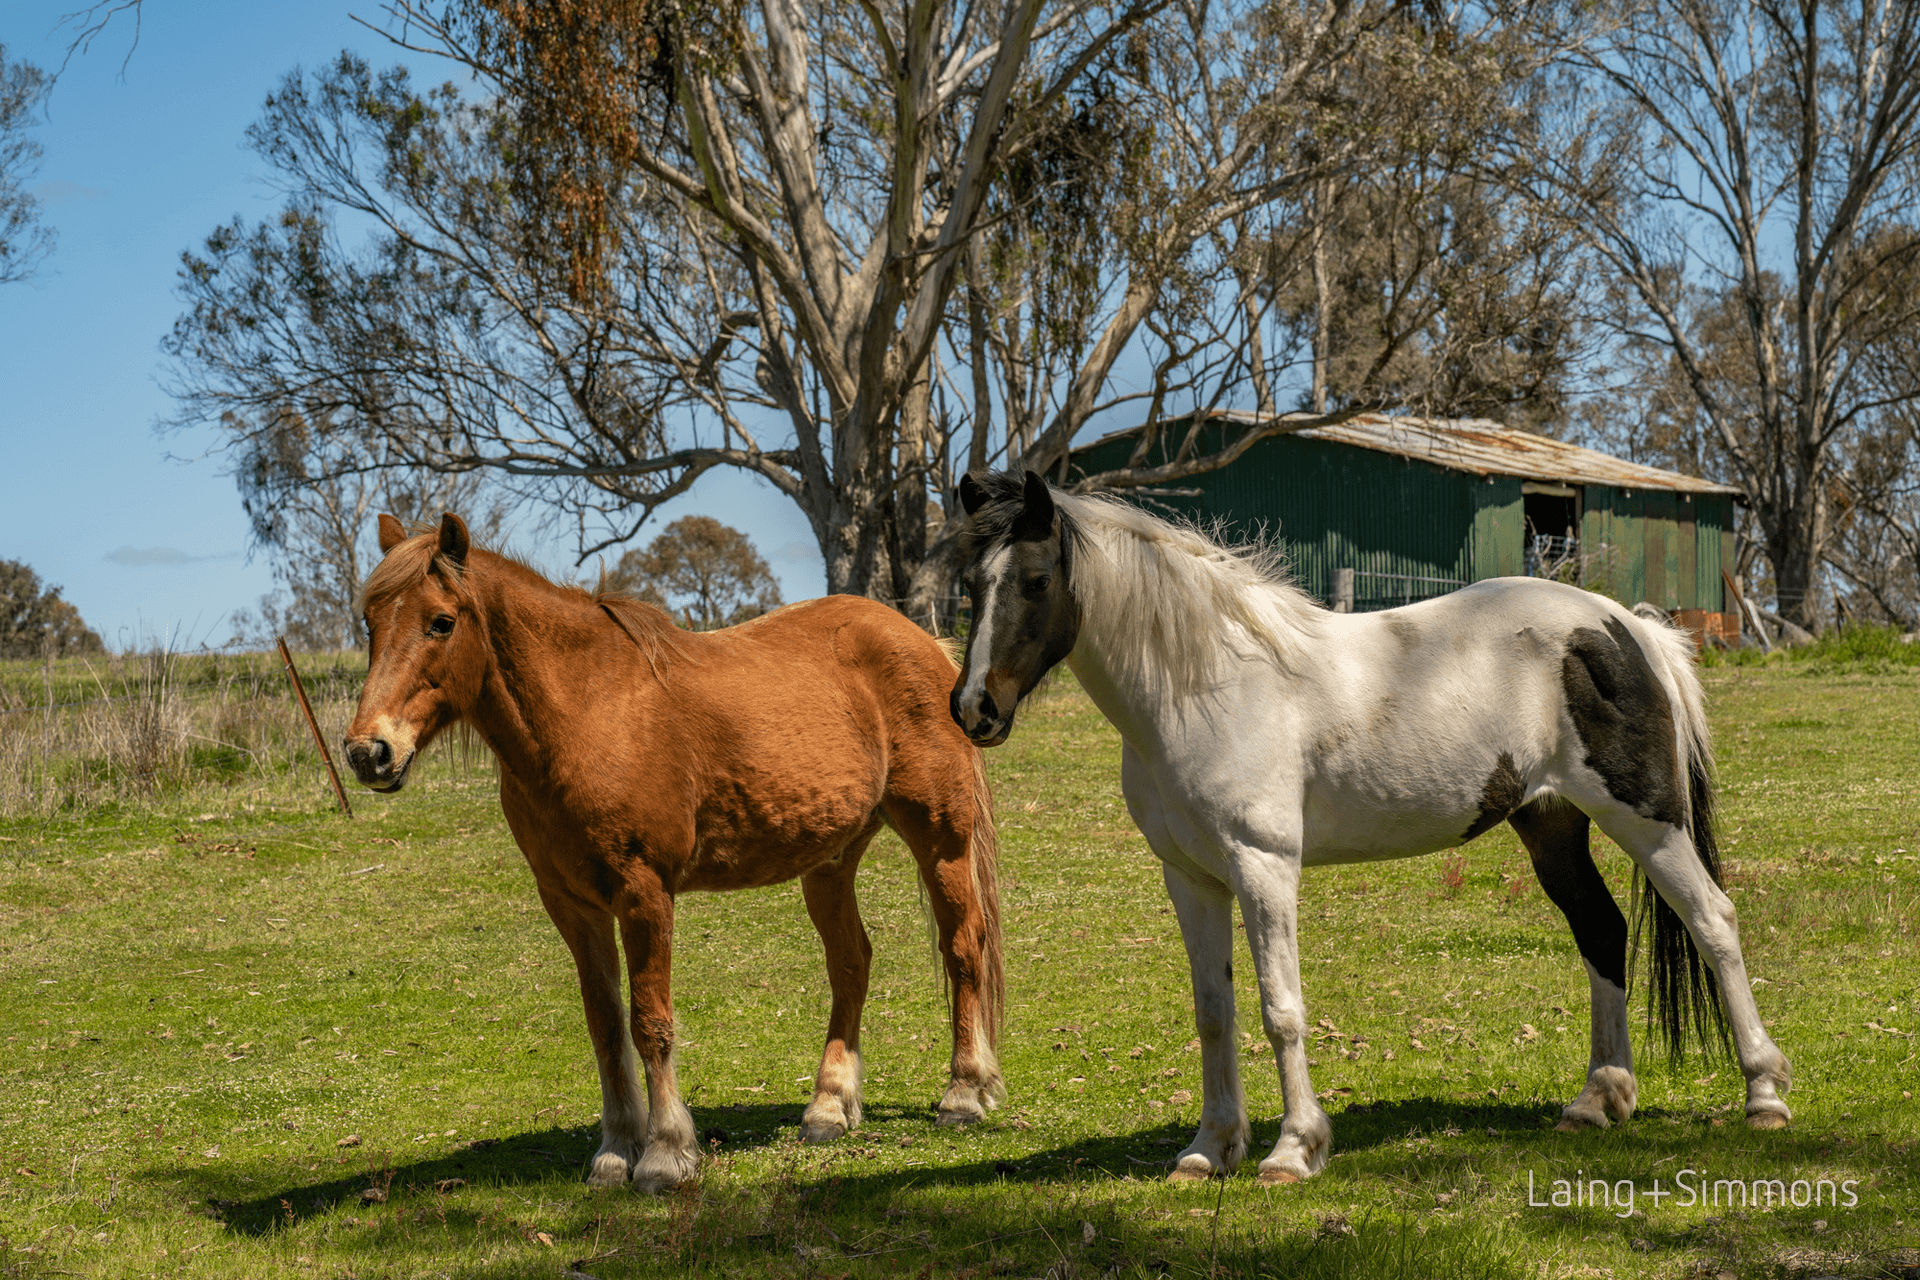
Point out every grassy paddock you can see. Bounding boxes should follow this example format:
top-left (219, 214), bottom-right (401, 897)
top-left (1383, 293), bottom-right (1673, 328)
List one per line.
top-left (1, 662), bottom-right (1916, 1279)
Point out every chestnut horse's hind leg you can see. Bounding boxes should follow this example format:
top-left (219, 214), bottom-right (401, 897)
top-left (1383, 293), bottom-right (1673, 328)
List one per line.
top-left (532, 883), bottom-right (648, 1188)
top-left (618, 869), bottom-right (701, 1193)
top-left (889, 804), bottom-right (1002, 1127)
top-left (1508, 799), bottom-right (1639, 1131)
top-left (798, 830), bottom-right (880, 1144)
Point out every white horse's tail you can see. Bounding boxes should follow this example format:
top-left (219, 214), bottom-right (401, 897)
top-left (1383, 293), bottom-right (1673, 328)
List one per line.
top-left (1626, 612), bottom-right (1734, 1063)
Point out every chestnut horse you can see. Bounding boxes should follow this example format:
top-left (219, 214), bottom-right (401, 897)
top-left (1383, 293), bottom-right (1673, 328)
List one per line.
top-left (343, 514), bottom-right (1003, 1192)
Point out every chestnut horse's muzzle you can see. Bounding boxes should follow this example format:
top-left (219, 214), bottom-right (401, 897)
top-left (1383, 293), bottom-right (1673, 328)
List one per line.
top-left (343, 734), bottom-right (415, 792)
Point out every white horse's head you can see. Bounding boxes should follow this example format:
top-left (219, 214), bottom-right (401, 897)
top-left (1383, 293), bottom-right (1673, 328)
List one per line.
top-left (949, 470), bottom-right (1082, 746)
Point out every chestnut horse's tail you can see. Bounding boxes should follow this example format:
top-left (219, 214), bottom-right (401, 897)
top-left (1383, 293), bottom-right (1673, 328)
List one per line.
top-left (967, 742), bottom-right (1005, 1049)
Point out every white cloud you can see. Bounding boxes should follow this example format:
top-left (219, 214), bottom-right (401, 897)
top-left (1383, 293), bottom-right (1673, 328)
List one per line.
top-left (32, 180), bottom-right (109, 205)
top-left (103, 546), bottom-right (236, 567)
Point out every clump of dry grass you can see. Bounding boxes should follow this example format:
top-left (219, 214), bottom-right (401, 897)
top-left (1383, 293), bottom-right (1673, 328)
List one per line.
top-left (0, 644), bottom-right (481, 818)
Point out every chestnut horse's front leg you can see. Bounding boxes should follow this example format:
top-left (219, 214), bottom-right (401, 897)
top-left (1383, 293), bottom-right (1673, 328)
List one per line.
top-left (619, 869), bottom-right (700, 1193)
top-left (528, 880), bottom-right (648, 1188)
top-left (798, 831), bottom-right (879, 1143)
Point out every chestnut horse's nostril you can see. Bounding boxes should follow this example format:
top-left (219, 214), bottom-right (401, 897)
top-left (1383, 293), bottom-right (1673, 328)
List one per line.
top-left (344, 738), bottom-right (395, 778)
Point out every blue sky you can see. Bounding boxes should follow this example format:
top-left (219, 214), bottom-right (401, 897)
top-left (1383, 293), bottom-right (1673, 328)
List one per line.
top-left (0, 2), bottom-right (824, 650)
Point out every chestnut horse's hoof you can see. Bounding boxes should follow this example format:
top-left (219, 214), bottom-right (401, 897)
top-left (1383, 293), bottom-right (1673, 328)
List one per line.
top-left (631, 1144), bottom-right (700, 1195)
top-left (800, 1119), bottom-right (848, 1144)
top-left (585, 1147), bottom-right (637, 1188)
top-left (934, 1079), bottom-right (992, 1126)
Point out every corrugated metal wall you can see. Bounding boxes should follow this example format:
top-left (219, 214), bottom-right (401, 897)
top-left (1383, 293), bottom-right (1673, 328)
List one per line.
top-left (1071, 424), bottom-right (1733, 610)
top-left (1073, 424), bottom-right (1481, 604)
top-left (1579, 486), bottom-right (1730, 611)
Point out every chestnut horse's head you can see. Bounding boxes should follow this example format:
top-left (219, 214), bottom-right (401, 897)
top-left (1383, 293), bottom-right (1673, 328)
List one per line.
top-left (343, 512), bottom-right (486, 793)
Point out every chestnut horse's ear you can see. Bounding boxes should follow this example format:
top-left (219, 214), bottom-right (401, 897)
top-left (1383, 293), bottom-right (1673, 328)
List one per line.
top-left (958, 473), bottom-right (988, 517)
top-left (438, 512), bottom-right (470, 567)
top-left (377, 514), bottom-right (407, 554)
top-left (1014, 469), bottom-right (1055, 539)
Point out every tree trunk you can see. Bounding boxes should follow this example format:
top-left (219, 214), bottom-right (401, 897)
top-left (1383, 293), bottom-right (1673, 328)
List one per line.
top-left (1768, 470), bottom-right (1830, 632)
top-left (1310, 178), bottom-right (1332, 415)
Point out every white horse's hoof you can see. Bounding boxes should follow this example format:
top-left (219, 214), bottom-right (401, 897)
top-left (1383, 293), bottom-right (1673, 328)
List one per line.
top-left (1747, 1108), bottom-right (1789, 1131)
top-left (1261, 1110), bottom-right (1331, 1181)
top-left (1560, 1067), bottom-right (1636, 1130)
top-left (1167, 1161), bottom-right (1213, 1183)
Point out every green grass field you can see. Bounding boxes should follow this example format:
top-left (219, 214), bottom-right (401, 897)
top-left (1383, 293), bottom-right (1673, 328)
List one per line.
top-left (2, 658), bottom-right (1916, 1279)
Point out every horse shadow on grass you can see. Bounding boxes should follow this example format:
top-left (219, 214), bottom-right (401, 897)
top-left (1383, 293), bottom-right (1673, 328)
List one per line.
top-left (179, 1093), bottom-right (1600, 1237)
top-left (170, 1092), bottom-right (1894, 1280)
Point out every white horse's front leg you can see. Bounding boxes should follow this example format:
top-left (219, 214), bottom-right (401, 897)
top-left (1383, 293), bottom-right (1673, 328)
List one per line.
top-left (1233, 844), bottom-right (1332, 1184)
top-left (1124, 746), bottom-right (1247, 1181)
top-left (1160, 862), bottom-right (1250, 1180)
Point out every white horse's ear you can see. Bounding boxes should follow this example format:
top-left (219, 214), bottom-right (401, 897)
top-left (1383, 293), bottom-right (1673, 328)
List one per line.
top-left (959, 473), bottom-right (988, 516)
top-left (438, 512), bottom-right (470, 566)
top-left (1016, 470), bottom-right (1055, 536)
top-left (377, 514), bottom-right (407, 554)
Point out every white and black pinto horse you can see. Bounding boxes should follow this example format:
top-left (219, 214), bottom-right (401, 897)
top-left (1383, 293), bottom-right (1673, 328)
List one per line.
top-left (950, 470), bottom-right (1790, 1185)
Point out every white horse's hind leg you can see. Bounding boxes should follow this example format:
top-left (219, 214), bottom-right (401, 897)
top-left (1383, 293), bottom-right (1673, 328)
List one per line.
top-left (1564, 960), bottom-right (1637, 1129)
top-left (1231, 844), bottom-right (1332, 1184)
top-left (1508, 800), bottom-right (1637, 1130)
top-left (1594, 807), bottom-right (1792, 1128)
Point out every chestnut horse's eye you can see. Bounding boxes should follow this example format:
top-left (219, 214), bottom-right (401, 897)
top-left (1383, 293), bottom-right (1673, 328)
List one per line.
top-left (429, 615), bottom-right (456, 637)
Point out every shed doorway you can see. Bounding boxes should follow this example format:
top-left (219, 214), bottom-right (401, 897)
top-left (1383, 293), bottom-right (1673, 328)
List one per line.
top-left (1523, 483), bottom-right (1580, 578)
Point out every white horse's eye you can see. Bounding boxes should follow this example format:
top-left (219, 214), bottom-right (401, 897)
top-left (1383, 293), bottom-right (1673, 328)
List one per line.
top-left (1024, 574), bottom-right (1052, 596)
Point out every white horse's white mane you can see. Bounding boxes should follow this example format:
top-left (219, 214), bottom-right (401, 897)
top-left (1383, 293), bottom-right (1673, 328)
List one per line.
top-left (1052, 491), bottom-right (1324, 697)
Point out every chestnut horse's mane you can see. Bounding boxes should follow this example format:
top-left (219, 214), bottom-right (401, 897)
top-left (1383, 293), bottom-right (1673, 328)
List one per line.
top-left (357, 522), bottom-right (690, 677)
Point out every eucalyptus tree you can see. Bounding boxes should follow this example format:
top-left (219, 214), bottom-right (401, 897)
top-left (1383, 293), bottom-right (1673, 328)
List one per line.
top-left (226, 411), bottom-right (511, 650)
top-left (0, 43), bottom-right (53, 285)
top-left (1515, 0), bottom-right (1920, 627)
top-left (166, 0), bottom-right (1545, 611)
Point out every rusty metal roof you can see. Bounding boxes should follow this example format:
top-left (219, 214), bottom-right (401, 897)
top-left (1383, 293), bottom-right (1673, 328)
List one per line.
top-left (1090, 411), bottom-right (1743, 497)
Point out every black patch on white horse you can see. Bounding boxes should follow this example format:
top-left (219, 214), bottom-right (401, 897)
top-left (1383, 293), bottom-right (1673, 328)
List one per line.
top-left (1509, 800), bottom-right (1627, 989)
top-left (1462, 751), bottom-right (1525, 843)
top-left (1560, 617), bottom-right (1683, 825)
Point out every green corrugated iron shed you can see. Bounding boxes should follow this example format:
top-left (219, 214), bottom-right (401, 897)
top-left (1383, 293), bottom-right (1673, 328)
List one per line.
top-left (1067, 412), bottom-right (1742, 615)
